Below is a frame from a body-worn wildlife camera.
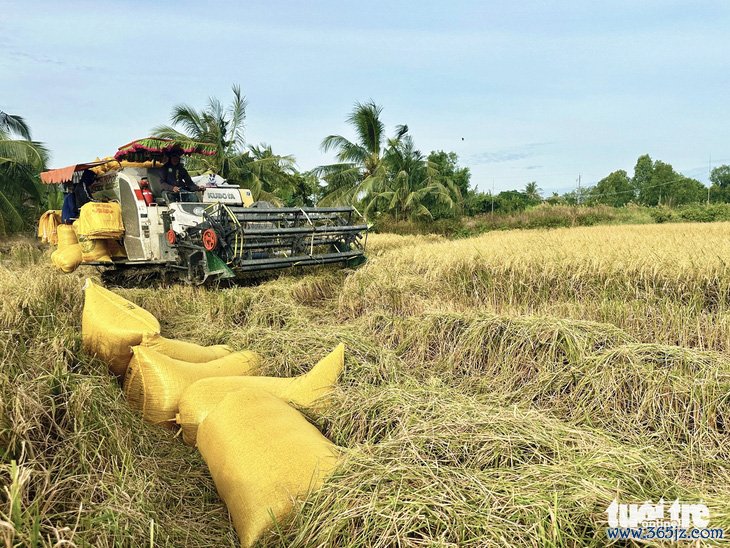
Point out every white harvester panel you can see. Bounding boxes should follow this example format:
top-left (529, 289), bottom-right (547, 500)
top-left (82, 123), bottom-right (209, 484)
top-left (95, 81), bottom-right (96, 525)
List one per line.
top-left (203, 188), bottom-right (243, 205)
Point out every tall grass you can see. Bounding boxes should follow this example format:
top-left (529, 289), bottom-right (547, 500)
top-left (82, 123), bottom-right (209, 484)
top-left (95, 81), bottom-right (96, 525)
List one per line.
top-left (2, 224), bottom-right (730, 545)
top-left (342, 223), bottom-right (730, 350)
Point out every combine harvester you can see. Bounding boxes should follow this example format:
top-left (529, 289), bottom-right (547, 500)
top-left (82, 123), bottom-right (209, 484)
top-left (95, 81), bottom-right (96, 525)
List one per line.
top-left (40, 138), bottom-right (368, 283)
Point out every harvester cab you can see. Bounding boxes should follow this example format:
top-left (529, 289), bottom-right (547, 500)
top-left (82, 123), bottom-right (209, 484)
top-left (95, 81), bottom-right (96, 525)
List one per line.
top-left (40, 138), bottom-right (368, 284)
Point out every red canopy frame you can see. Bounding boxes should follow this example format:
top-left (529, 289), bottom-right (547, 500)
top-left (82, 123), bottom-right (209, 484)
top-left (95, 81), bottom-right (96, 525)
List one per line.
top-left (114, 137), bottom-right (217, 161)
top-left (39, 161), bottom-right (109, 185)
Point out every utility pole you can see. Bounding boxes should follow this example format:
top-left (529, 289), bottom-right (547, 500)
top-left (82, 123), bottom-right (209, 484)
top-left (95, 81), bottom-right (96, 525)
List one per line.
top-left (491, 178), bottom-right (495, 215)
top-left (577, 174), bottom-right (581, 206)
top-left (708, 153), bottom-right (712, 205)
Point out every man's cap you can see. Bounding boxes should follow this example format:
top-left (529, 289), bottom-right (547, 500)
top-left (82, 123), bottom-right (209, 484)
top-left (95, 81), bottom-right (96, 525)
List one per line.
top-left (167, 145), bottom-right (183, 157)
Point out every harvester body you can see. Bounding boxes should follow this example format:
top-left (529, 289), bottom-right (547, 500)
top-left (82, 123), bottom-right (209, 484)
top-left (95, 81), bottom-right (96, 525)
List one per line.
top-left (40, 137), bottom-right (368, 283)
top-left (93, 166), bottom-right (367, 283)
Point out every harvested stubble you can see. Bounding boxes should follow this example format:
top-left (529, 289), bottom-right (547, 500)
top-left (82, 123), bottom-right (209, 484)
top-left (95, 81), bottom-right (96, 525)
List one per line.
top-left (363, 311), bottom-right (730, 466)
top-left (263, 382), bottom-right (730, 547)
top-left (4, 223), bottom-right (730, 546)
top-left (364, 311), bottom-right (633, 380)
top-left (0, 259), bottom-right (235, 547)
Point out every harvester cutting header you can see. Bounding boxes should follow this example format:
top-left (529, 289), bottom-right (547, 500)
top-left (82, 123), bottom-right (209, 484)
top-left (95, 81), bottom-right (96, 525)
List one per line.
top-left (39, 138), bottom-right (368, 283)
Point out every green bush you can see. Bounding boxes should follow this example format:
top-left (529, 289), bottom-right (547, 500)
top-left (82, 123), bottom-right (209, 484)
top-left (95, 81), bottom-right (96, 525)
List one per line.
top-left (372, 203), bottom-right (730, 237)
top-left (676, 203), bottom-right (730, 223)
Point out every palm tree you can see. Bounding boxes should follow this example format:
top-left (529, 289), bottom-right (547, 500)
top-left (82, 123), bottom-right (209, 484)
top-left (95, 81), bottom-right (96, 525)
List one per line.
top-left (152, 85), bottom-right (247, 177)
top-left (0, 111), bottom-right (49, 234)
top-left (317, 101), bottom-right (407, 204)
top-left (524, 181), bottom-right (542, 202)
top-left (152, 86), bottom-right (300, 202)
top-left (1, 111), bottom-right (32, 140)
top-left (232, 144), bottom-right (298, 202)
top-left (364, 136), bottom-right (460, 221)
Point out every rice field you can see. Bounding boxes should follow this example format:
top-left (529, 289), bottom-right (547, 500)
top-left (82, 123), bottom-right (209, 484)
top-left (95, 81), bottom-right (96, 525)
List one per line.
top-left (2, 222), bottom-right (730, 546)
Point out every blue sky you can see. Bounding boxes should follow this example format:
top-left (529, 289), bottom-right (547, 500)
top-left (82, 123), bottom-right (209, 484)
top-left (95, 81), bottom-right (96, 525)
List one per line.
top-left (2, 0), bottom-right (729, 194)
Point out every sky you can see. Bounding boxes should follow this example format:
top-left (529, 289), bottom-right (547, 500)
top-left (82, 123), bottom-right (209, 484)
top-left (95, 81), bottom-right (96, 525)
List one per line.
top-left (2, 0), bottom-right (729, 195)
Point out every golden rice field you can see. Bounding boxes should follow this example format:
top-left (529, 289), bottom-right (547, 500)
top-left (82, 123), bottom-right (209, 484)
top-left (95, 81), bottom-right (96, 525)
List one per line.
top-left (2, 222), bottom-right (730, 546)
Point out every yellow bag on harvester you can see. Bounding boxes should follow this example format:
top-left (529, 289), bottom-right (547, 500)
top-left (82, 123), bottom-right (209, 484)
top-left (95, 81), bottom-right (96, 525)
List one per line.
top-left (82, 279), bottom-right (160, 377)
top-left (177, 344), bottom-right (344, 446)
top-left (140, 333), bottom-right (232, 362)
top-left (123, 346), bottom-right (261, 426)
top-left (57, 224), bottom-right (78, 249)
top-left (37, 210), bottom-right (62, 245)
top-left (198, 388), bottom-right (340, 548)
top-left (76, 202), bottom-right (124, 239)
top-left (79, 235), bottom-right (112, 263)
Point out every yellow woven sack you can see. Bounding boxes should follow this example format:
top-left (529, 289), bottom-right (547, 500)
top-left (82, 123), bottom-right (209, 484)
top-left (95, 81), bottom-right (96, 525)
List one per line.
top-left (123, 346), bottom-right (261, 426)
top-left (77, 202), bottom-right (124, 239)
top-left (81, 279), bottom-right (160, 378)
top-left (37, 212), bottom-right (47, 241)
top-left (38, 210), bottom-right (62, 244)
top-left (51, 244), bottom-right (82, 273)
top-left (177, 344), bottom-right (344, 446)
top-left (140, 333), bottom-right (232, 362)
top-left (79, 236), bottom-right (112, 263)
top-left (198, 388), bottom-right (340, 547)
top-left (56, 224), bottom-right (78, 249)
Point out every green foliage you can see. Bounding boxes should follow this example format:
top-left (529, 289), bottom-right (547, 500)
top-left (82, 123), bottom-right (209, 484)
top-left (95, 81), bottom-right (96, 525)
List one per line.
top-left (375, 203), bottom-right (664, 236)
top-left (496, 190), bottom-right (534, 213)
top-left (317, 101), bottom-right (408, 205)
top-left (632, 154), bottom-right (653, 198)
top-left (0, 110), bottom-right (49, 234)
top-left (317, 102), bottom-right (462, 220)
top-left (649, 204), bottom-right (730, 224)
top-left (424, 150), bottom-right (471, 219)
top-left (649, 206), bottom-right (674, 223)
top-left (675, 203), bottom-right (730, 222)
top-left (627, 155), bottom-right (707, 207)
top-left (710, 165), bottom-right (730, 188)
top-left (523, 181), bottom-right (542, 202)
top-left (465, 189), bottom-right (540, 216)
top-left (153, 85), bottom-right (247, 176)
top-left (427, 150), bottom-right (471, 197)
top-left (230, 144), bottom-right (300, 204)
top-left (708, 165), bottom-right (730, 204)
top-left (588, 170), bottom-right (633, 206)
top-left (362, 136), bottom-right (462, 221)
top-left (152, 87), bottom-right (314, 204)
top-left (463, 190), bottom-right (495, 215)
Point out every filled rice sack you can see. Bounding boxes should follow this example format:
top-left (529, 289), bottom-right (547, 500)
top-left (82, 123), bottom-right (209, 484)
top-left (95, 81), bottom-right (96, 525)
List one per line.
top-left (81, 279), bottom-right (160, 377)
top-left (76, 201), bottom-right (124, 239)
top-left (140, 332), bottom-right (232, 363)
top-left (56, 224), bottom-right (78, 249)
top-left (79, 235), bottom-right (112, 263)
top-left (198, 388), bottom-right (340, 547)
top-left (38, 210), bottom-right (62, 245)
top-left (177, 343), bottom-right (344, 446)
top-left (123, 346), bottom-right (261, 426)
top-left (51, 244), bottom-right (82, 273)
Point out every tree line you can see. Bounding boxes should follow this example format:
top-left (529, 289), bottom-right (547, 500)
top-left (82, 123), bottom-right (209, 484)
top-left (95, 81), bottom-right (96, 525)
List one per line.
top-left (466, 156), bottom-right (730, 215)
top-left (156, 91), bottom-right (469, 221)
top-left (2, 87), bottom-right (728, 234)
